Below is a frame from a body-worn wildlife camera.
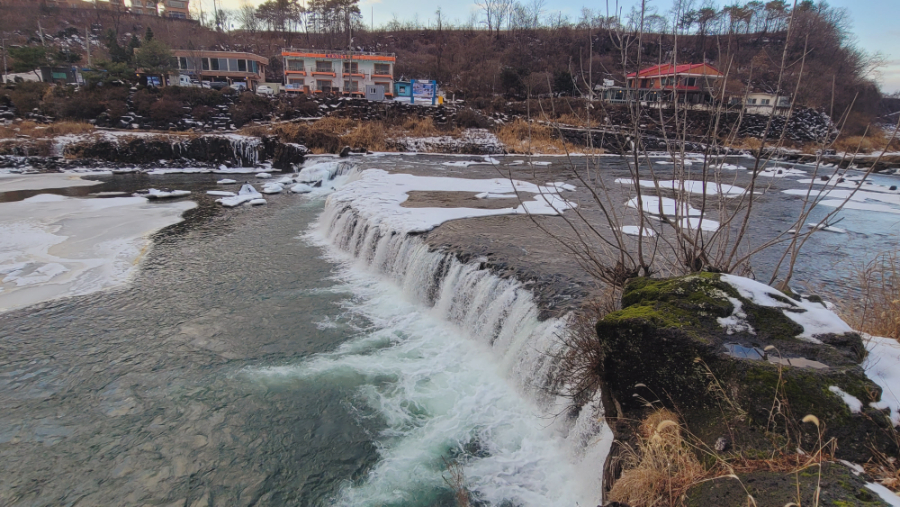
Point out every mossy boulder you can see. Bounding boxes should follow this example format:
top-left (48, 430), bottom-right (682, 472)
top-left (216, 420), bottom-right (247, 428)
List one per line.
top-left (596, 273), bottom-right (895, 462)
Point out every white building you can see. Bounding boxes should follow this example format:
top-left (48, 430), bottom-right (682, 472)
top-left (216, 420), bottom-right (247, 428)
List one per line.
top-left (281, 49), bottom-right (395, 96)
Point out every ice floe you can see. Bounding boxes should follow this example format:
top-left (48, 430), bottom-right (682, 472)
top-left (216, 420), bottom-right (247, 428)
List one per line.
top-left (144, 189), bottom-right (191, 199)
top-left (626, 196), bottom-right (720, 231)
top-left (0, 173), bottom-right (103, 192)
top-left (216, 183), bottom-right (262, 207)
top-left (617, 178), bottom-right (750, 198)
top-left (256, 173), bottom-right (272, 179)
top-left (325, 169), bottom-right (577, 233)
top-left (206, 190), bottom-right (236, 197)
top-left (290, 184), bottom-right (313, 194)
top-left (217, 178), bottom-right (237, 184)
top-left (619, 225), bottom-right (657, 237)
top-left (0, 194), bottom-right (195, 312)
top-left (249, 198), bottom-right (267, 206)
top-left (261, 183), bottom-right (284, 194)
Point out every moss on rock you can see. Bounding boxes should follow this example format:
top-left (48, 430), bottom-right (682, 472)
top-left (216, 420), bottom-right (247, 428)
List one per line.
top-left (595, 273), bottom-right (895, 462)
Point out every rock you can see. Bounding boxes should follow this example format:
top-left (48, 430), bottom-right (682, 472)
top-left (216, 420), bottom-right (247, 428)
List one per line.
top-left (684, 462), bottom-right (890, 506)
top-left (339, 145), bottom-right (351, 157)
top-left (595, 273), bottom-right (895, 463)
top-left (714, 436), bottom-right (729, 452)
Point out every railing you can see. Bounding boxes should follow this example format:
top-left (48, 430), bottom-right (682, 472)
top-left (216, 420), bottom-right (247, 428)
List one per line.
top-left (284, 48), bottom-right (396, 58)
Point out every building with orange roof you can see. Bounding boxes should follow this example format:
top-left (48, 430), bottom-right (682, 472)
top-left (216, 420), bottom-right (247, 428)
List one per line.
top-left (281, 48), bottom-right (396, 97)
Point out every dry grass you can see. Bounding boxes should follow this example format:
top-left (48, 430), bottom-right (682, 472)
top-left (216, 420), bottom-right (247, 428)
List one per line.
top-left (398, 116), bottom-right (445, 137)
top-left (608, 409), bottom-right (705, 507)
top-left (832, 252), bottom-right (900, 340)
top-left (833, 131), bottom-right (900, 154)
top-left (0, 120), bottom-right (94, 139)
top-left (496, 118), bottom-right (596, 155)
top-left (865, 448), bottom-right (900, 493)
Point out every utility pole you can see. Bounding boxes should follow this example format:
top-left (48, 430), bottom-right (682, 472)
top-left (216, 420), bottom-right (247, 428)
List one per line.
top-left (37, 20), bottom-right (46, 47)
top-left (2, 39), bottom-right (7, 85)
top-left (86, 27), bottom-right (92, 67)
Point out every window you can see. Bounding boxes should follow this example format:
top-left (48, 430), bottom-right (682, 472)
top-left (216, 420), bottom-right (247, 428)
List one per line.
top-left (169, 57), bottom-right (179, 69)
top-left (374, 63), bottom-right (390, 75)
top-left (747, 98), bottom-right (757, 105)
top-left (777, 97), bottom-right (790, 106)
top-left (238, 59), bottom-right (247, 72)
top-left (168, 0), bottom-right (185, 7)
top-left (289, 78), bottom-right (304, 85)
top-left (179, 57), bottom-right (187, 69)
top-left (315, 61), bottom-right (333, 72)
top-left (228, 59), bottom-right (238, 71)
top-left (684, 77), bottom-right (697, 87)
top-left (287, 59), bottom-right (304, 71)
top-left (316, 80), bottom-right (332, 92)
top-left (344, 80), bottom-right (359, 92)
top-left (251, 61), bottom-right (258, 73)
top-left (374, 82), bottom-right (390, 89)
top-left (761, 99), bottom-right (771, 105)
top-left (210, 58), bottom-right (219, 71)
top-left (343, 62), bottom-right (359, 74)
top-left (202, 58), bottom-right (210, 71)
top-left (218, 58), bottom-right (228, 71)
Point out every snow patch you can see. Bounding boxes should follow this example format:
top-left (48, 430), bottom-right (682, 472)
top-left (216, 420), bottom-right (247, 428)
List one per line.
top-left (720, 274), bottom-right (853, 342)
top-left (863, 335), bottom-right (900, 426)
top-left (828, 386), bottom-right (862, 413)
top-left (326, 169), bottom-right (577, 234)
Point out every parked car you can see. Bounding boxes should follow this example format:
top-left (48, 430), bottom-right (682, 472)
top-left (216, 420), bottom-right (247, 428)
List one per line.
top-left (209, 82), bottom-right (229, 90)
top-left (201, 81), bottom-right (211, 89)
top-left (230, 82), bottom-right (247, 91)
top-left (256, 85), bottom-right (275, 96)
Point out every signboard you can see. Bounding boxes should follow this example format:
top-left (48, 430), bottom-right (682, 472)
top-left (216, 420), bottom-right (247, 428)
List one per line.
top-left (410, 79), bottom-right (437, 105)
top-left (412, 81), bottom-right (435, 97)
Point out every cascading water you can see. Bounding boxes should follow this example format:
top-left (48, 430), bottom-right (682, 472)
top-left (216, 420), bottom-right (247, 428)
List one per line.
top-left (294, 191), bottom-right (614, 504)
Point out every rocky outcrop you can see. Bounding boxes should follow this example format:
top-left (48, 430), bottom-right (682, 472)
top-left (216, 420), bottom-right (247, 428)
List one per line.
top-left (596, 273), bottom-right (896, 463)
top-left (60, 134), bottom-right (308, 170)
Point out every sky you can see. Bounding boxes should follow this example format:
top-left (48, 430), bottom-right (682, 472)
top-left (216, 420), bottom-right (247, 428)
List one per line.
top-left (201, 0), bottom-right (899, 93)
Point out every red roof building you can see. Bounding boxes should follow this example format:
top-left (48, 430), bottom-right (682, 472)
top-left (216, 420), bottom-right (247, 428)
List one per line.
top-left (600, 63), bottom-right (724, 107)
top-left (626, 63), bottom-right (724, 91)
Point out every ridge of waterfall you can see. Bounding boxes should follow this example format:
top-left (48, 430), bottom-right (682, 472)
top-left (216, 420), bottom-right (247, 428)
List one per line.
top-left (316, 193), bottom-right (614, 500)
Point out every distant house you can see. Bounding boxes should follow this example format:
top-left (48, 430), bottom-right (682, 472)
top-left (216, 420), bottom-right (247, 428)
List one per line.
top-left (281, 49), bottom-right (395, 96)
top-left (600, 63), bottom-right (725, 107)
top-left (162, 0), bottom-right (190, 19)
top-left (731, 92), bottom-right (792, 116)
top-left (170, 50), bottom-right (268, 90)
top-left (130, 0), bottom-right (159, 16)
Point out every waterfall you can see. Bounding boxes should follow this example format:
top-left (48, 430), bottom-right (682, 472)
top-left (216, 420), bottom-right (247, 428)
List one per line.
top-left (317, 196), bottom-right (613, 501)
top-left (223, 135), bottom-right (263, 166)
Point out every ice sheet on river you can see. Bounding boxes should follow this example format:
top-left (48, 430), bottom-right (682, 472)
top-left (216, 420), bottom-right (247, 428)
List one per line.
top-left (326, 169), bottom-right (577, 233)
top-left (0, 194), bottom-right (195, 313)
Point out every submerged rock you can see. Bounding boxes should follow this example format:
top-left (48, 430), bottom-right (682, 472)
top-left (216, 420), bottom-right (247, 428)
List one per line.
top-left (596, 272), bottom-right (895, 463)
